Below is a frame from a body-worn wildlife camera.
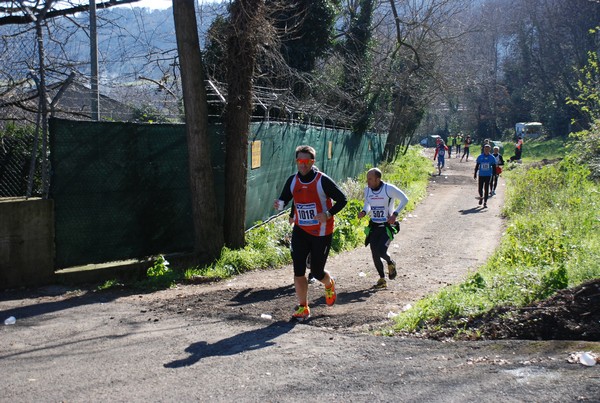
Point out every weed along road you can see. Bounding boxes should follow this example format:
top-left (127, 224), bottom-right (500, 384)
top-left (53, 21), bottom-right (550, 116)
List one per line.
top-left (1, 149), bottom-right (599, 402)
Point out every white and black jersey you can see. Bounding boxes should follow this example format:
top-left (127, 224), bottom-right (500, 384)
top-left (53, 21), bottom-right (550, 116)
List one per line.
top-left (362, 182), bottom-right (409, 224)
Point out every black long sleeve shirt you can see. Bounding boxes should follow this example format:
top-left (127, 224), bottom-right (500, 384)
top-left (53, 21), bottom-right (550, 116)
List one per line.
top-left (278, 168), bottom-right (347, 216)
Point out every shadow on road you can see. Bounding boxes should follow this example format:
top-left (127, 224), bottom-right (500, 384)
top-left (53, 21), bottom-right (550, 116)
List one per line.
top-left (229, 284), bottom-right (295, 306)
top-left (334, 288), bottom-right (377, 304)
top-left (0, 290), bottom-right (131, 322)
top-left (459, 207), bottom-right (484, 215)
top-left (164, 321), bottom-right (296, 368)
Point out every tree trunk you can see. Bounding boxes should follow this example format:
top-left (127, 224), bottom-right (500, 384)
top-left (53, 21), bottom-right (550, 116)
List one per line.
top-left (173, 0), bottom-right (223, 261)
top-left (223, 0), bottom-right (264, 248)
top-left (384, 90), bottom-right (425, 162)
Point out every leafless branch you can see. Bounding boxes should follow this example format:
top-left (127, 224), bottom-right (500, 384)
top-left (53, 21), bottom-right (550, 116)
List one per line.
top-left (0, 0), bottom-right (140, 25)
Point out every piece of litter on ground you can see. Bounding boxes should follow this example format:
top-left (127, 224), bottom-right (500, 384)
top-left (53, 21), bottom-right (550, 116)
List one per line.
top-left (387, 311), bottom-right (398, 319)
top-left (260, 314), bottom-right (272, 320)
top-left (358, 272), bottom-right (366, 277)
top-left (580, 352), bottom-right (597, 366)
top-left (568, 352), bottom-right (599, 366)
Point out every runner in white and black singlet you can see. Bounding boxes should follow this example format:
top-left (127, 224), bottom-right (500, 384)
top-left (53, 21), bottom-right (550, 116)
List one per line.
top-left (358, 168), bottom-right (409, 289)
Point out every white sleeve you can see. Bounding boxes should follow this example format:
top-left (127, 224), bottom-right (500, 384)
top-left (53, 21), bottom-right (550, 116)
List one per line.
top-left (362, 187), bottom-right (371, 214)
top-left (386, 184), bottom-right (409, 214)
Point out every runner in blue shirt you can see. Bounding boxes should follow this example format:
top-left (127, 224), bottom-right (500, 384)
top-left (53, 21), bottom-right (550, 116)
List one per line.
top-left (433, 140), bottom-right (449, 176)
top-left (473, 143), bottom-right (496, 208)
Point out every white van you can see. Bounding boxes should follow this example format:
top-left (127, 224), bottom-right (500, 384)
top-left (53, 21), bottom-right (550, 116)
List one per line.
top-left (515, 122), bottom-right (542, 138)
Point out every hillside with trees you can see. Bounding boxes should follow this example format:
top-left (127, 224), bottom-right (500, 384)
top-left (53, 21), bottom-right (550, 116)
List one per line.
top-left (1, 0), bottom-right (599, 258)
top-left (2, 0), bottom-right (598, 138)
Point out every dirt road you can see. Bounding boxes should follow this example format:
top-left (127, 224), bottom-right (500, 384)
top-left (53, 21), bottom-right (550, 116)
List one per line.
top-left (140, 147), bottom-right (507, 331)
top-left (1, 149), bottom-right (598, 402)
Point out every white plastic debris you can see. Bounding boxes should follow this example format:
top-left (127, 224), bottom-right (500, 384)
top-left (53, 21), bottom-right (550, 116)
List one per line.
top-left (4, 316), bottom-right (16, 325)
top-left (358, 272), bottom-right (366, 277)
top-left (580, 352), bottom-right (596, 367)
top-left (260, 314), bottom-right (272, 320)
top-left (568, 352), bottom-right (598, 366)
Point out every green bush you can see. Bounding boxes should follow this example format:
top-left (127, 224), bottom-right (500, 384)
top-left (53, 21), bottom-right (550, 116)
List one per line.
top-left (332, 199), bottom-right (365, 252)
top-left (460, 273), bottom-right (486, 292)
top-left (143, 255), bottom-right (178, 289)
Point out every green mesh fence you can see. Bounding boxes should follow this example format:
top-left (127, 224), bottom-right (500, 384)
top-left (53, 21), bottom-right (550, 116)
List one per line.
top-left (246, 121), bottom-right (386, 227)
top-left (50, 118), bottom-right (385, 269)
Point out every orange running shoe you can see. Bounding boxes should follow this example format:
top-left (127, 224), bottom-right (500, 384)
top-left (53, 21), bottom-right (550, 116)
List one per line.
top-left (292, 305), bottom-right (311, 321)
top-left (325, 278), bottom-right (336, 306)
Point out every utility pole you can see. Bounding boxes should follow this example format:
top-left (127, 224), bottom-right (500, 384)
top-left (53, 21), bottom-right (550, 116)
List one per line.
top-left (90, 0), bottom-right (100, 120)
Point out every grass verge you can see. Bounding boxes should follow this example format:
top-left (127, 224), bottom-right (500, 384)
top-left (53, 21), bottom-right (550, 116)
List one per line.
top-left (392, 148), bottom-right (600, 336)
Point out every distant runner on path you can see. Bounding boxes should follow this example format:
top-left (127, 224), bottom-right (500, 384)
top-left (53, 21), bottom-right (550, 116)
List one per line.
top-left (473, 143), bottom-right (496, 208)
top-left (460, 135), bottom-right (472, 162)
top-left (433, 140), bottom-right (450, 176)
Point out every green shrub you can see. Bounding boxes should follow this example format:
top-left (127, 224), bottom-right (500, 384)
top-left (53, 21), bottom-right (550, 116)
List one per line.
top-left (332, 199), bottom-right (365, 252)
top-left (143, 255), bottom-right (178, 289)
top-left (540, 265), bottom-right (569, 298)
top-left (460, 273), bottom-right (486, 292)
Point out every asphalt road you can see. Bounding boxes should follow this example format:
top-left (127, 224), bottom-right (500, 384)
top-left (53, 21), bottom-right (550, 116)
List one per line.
top-left (2, 148), bottom-right (599, 402)
top-left (1, 290), bottom-right (599, 402)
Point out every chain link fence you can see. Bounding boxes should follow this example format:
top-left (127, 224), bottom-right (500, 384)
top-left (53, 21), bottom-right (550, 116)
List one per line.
top-left (0, 130), bottom-right (46, 197)
top-left (0, 23), bottom-right (48, 198)
top-left (0, 12), bottom-right (181, 198)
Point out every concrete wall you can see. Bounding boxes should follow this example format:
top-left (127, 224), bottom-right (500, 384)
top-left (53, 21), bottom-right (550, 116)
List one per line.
top-left (0, 198), bottom-right (54, 289)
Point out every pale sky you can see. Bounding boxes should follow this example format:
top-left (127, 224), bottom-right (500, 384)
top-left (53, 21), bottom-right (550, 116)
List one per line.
top-left (127, 0), bottom-right (224, 9)
top-left (129, 0), bottom-right (172, 9)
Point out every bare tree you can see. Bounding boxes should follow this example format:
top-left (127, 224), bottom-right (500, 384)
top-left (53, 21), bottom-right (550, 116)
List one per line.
top-left (173, 0), bottom-right (224, 261)
top-left (419, 0), bottom-right (600, 140)
top-left (0, 1), bottom-right (140, 26)
top-left (223, 0), bottom-right (271, 248)
top-left (378, 0), bottom-right (472, 159)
